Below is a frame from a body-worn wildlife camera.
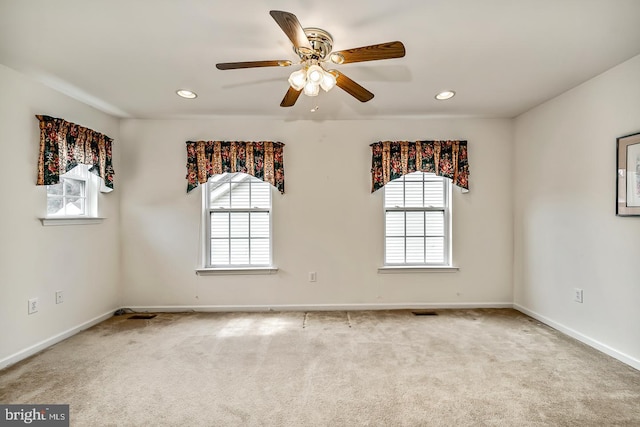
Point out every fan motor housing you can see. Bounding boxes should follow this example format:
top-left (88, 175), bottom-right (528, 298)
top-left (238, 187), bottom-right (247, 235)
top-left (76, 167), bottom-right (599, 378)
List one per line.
top-left (295, 27), bottom-right (333, 60)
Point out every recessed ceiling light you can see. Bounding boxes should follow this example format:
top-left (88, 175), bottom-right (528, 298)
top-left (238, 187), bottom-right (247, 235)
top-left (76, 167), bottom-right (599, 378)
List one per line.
top-left (435, 90), bottom-right (455, 100)
top-left (176, 89), bottom-right (197, 99)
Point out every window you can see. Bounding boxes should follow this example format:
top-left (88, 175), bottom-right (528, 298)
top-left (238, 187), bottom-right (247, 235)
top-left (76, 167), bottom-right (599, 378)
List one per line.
top-left (384, 172), bottom-right (451, 266)
top-left (204, 173), bottom-right (272, 268)
top-left (46, 165), bottom-right (99, 218)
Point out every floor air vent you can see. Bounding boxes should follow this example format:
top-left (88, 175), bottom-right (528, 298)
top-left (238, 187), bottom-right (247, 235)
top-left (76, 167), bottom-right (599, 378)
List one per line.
top-left (411, 311), bottom-right (438, 316)
top-left (128, 314), bottom-right (157, 320)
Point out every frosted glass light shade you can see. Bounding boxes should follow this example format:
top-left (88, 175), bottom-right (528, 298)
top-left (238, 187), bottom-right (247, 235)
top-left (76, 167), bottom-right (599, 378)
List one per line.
top-left (320, 72), bottom-right (336, 92)
top-left (288, 69), bottom-right (307, 91)
top-left (303, 81), bottom-right (320, 96)
top-left (307, 65), bottom-right (324, 84)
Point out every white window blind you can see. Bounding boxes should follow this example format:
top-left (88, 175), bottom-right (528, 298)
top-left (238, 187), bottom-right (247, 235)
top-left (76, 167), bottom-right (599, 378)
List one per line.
top-left (206, 173), bottom-right (272, 267)
top-left (384, 172), bottom-right (451, 266)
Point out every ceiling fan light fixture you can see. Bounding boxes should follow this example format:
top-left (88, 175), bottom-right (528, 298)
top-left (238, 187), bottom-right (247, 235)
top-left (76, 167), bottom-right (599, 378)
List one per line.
top-left (435, 90), bottom-right (456, 100)
top-left (289, 63), bottom-right (336, 95)
top-left (288, 69), bottom-right (307, 91)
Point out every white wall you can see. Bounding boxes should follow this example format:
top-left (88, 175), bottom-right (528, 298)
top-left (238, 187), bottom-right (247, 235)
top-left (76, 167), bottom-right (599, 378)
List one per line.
top-left (0, 64), bottom-right (121, 367)
top-left (513, 54), bottom-right (640, 368)
top-left (119, 118), bottom-right (513, 308)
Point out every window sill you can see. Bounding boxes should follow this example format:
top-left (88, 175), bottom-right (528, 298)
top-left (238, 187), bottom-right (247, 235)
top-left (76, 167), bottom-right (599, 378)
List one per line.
top-left (378, 266), bottom-right (459, 274)
top-left (196, 267), bottom-right (279, 276)
top-left (40, 217), bottom-right (105, 226)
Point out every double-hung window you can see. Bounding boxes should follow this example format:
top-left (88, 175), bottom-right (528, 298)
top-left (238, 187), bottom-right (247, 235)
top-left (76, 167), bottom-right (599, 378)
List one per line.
top-left (384, 171), bottom-right (451, 266)
top-left (204, 173), bottom-right (272, 268)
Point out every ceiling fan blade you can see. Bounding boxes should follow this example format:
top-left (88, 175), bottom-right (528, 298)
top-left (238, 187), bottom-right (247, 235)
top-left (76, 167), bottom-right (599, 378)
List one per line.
top-left (216, 60), bottom-right (292, 70)
top-left (280, 86), bottom-right (302, 107)
top-left (269, 10), bottom-right (313, 54)
top-left (330, 70), bottom-right (374, 102)
top-left (330, 41), bottom-right (406, 64)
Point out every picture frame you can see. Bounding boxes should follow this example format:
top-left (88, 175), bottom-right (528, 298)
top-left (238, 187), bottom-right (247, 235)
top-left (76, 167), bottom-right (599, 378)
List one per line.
top-left (616, 132), bottom-right (640, 216)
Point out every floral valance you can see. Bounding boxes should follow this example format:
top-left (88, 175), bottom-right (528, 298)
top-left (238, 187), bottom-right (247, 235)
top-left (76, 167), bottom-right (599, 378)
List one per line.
top-left (371, 140), bottom-right (469, 192)
top-left (186, 141), bottom-right (285, 193)
top-left (36, 115), bottom-right (114, 191)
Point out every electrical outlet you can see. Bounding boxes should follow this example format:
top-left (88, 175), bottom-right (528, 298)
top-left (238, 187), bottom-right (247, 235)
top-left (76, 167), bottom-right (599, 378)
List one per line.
top-left (574, 288), bottom-right (583, 303)
top-left (28, 298), bottom-right (39, 314)
top-left (308, 272), bottom-right (317, 282)
top-left (56, 290), bottom-right (64, 304)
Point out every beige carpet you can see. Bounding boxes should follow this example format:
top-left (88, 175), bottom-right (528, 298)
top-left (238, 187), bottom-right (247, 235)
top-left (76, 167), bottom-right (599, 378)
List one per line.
top-left (1, 309), bottom-right (639, 426)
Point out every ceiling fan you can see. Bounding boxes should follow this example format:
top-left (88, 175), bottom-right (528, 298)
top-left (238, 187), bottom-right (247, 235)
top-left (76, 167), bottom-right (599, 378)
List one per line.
top-left (215, 10), bottom-right (406, 107)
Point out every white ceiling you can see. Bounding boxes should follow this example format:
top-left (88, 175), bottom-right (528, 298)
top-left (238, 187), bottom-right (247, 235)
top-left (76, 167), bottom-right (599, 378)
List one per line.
top-left (1, 0), bottom-right (640, 121)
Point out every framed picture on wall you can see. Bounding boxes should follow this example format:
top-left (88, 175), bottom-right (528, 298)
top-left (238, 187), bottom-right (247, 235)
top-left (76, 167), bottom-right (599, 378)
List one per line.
top-left (617, 132), bottom-right (640, 216)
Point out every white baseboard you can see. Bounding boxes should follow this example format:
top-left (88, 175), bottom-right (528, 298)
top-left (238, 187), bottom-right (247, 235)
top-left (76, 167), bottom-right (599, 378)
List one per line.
top-left (514, 304), bottom-right (640, 371)
top-left (0, 309), bottom-right (116, 370)
top-left (4, 304), bottom-right (636, 373)
top-left (124, 302), bottom-right (514, 312)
